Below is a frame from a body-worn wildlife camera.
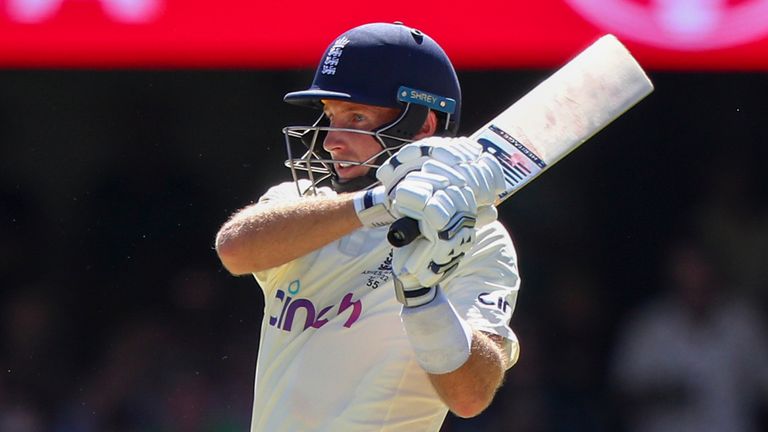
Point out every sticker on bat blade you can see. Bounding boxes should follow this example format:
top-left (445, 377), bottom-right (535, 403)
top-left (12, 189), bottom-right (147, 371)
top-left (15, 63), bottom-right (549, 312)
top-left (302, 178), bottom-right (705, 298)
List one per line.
top-left (477, 124), bottom-right (546, 201)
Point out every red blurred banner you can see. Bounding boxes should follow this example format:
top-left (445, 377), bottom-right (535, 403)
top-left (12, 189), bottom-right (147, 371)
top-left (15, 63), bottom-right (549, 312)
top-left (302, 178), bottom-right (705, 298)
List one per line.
top-left (1, 0), bottom-right (768, 70)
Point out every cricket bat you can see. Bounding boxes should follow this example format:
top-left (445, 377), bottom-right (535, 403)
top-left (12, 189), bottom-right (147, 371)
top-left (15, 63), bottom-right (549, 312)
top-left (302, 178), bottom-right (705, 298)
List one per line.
top-left (387, 34), bottom-right (654, 247)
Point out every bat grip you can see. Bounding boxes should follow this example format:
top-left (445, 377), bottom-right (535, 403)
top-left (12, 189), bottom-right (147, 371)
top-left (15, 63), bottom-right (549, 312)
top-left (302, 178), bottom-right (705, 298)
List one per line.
top-left (387, 217), bottom-right (421, 247)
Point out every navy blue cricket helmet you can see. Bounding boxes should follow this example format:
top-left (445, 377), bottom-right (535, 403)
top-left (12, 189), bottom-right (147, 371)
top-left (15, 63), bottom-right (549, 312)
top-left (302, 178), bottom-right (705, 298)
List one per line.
top-left (282, 22), bottom-right (462, 193)
top-left (286, 21), bottom-right (462, 136)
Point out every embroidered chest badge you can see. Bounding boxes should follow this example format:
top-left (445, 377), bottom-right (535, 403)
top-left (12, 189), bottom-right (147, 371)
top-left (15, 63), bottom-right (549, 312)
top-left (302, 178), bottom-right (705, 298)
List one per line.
top-left (361, 250), bottom-right (392, 290)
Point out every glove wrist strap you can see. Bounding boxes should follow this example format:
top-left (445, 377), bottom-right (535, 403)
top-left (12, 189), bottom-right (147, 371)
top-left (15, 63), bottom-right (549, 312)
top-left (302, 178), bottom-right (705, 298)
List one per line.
top-left (353, 186), bottom-right (396, 228)
top-left (393, 276), bottom-right (438, 307)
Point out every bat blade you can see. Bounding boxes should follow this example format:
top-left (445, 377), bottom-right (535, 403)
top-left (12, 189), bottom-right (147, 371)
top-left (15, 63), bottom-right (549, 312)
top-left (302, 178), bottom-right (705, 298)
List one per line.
top-left (473, 34), bottom-right (654, 204)
top-left (387, 34), bottom-right (654, 247)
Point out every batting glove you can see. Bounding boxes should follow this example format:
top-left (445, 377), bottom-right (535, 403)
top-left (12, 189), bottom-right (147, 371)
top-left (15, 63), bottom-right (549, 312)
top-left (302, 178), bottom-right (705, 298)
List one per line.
top-left (376, 136), bottom-right (483, 195)
top-left (421, 139), bottom-right (506, 207)
top-left (378, 136), bottom-right (504, 228)
top-left (390, 171), bottom-right (478, 307)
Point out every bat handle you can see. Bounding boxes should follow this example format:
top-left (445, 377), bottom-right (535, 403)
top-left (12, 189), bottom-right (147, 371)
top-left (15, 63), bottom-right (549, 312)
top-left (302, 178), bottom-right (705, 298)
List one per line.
top-left (387, 217), bottom-right (421, 247)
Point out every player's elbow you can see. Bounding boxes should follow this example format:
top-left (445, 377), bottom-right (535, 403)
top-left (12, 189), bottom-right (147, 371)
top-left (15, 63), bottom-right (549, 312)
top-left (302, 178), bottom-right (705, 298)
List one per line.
top-left (215, 227), bottom-right (255, 276)
top-left (446, 391), bottom-right (495, 418)
top-left (442, 363), bottom-right (504, 418)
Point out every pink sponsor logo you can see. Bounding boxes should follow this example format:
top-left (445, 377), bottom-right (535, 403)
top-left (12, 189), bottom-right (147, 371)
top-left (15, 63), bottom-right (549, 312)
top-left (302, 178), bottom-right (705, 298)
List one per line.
top-left (564, 0), bottom-right (768, 50)
top-left (268, 280), bottom-right (362, 332)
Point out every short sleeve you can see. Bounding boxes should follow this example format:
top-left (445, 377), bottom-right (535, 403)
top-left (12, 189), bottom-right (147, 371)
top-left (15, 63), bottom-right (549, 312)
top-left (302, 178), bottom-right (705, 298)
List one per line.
top-left (443, 221), bottom-right (521, 368)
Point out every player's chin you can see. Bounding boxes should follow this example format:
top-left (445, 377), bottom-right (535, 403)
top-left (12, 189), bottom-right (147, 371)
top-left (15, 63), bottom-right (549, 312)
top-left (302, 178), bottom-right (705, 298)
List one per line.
top-left (336, 165), bottom-right (370, 180)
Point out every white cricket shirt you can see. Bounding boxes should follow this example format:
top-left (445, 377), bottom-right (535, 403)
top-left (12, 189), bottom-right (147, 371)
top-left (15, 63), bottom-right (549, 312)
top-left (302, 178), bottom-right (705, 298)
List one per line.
top-left (249, 181), bottom-right (520, 432)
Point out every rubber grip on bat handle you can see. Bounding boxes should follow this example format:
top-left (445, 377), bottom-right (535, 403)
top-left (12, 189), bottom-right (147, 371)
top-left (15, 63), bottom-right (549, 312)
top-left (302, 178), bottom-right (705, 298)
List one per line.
top-left (387, 217), bottom-right (421, 247)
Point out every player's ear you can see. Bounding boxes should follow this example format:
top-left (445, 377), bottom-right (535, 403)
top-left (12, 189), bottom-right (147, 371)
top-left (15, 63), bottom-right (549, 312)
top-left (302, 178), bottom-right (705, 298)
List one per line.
top-left (413, 110), bottom-right (438, 140)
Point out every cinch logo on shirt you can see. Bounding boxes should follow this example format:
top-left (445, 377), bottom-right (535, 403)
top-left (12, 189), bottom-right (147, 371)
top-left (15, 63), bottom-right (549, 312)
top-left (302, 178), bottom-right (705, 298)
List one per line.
top-left (268, 279), bottom-right (362, 332)
top-left (478, 292), bottom-right (512, 313)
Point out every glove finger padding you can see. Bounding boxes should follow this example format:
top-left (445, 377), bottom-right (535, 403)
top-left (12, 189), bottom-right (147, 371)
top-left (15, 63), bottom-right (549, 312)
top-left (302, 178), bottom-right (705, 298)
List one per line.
top-left (456, 162), bottom-right (496, 206)
top-left (423, 161), bottom-right (485, 205)
top-left (377, 137), bottom-right (481, 194)
top-left (478, 152), bottom-right (507, 198)
top-left (394, 238), bottom-right (432, 280)
top-left (427, 226), bottom-right (474, 275)
top-left (420, 159), bottom-right (467, 188)
top-left (393, 239), bottom-right (436, 290)
top-left (420, 148), bottom-right (506, 208)
top-left (385, 137), bottom-right (500, 300)
top-left (391, 172), bottom-right (450, 220)
top-left (435, 137), bottom-right (484, 163)
top-left (476, 205), bottom-right (498, 227)
top-left (416, 184), bottom-right (477, 241)
top-left (392, 183), bottom-right (478, 289)
top-left (422, 188), bottom-right (464, 234)
top-left (424, 186), bottom-right (476, 273)
top-left (377, 143), bottom-right (432, 194)
top-left (453, 156), bottom-right (505, 206)
top-left (393, 231), bottom-right (471, 289)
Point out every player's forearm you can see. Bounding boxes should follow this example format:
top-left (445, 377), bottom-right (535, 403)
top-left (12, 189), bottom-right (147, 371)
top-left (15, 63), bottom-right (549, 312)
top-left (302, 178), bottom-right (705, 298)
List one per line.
top-left (427, 331), bottom-right (506, 418)
top-left (215, 194), bottom-right (362, 275)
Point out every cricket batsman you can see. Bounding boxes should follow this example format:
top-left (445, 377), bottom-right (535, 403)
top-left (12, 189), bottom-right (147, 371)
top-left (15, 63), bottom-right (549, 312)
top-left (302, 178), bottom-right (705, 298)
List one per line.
top-left (215, 21), bottom-right (520, 431)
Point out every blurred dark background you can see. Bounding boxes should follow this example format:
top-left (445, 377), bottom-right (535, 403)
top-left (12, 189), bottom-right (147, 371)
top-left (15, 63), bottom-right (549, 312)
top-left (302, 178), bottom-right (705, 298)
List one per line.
top-left (1, 70), bottom-right (767, 431)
